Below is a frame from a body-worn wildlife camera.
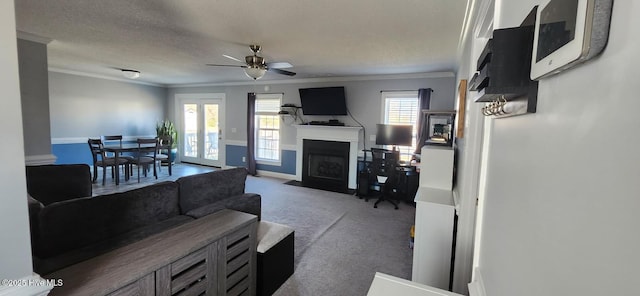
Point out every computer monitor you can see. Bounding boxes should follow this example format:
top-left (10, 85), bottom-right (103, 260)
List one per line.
top-left (375, 124), bottom-right (413, 149)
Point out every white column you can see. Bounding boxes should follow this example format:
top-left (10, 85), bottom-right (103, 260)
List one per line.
top-left (0, 2), bottom-right (53, 295)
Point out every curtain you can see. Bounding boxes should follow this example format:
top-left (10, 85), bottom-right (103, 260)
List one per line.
top-left (414, 88), bottom-right (433, 155)
top-left (246, 92), bottom-right (257, 176)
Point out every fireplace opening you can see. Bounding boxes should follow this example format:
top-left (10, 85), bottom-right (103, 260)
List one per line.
top-left (302, 139), bottom-right (349, 193)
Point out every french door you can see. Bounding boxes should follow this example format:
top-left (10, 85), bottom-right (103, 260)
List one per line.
top-left (177, 94), bottom-right (225, 167)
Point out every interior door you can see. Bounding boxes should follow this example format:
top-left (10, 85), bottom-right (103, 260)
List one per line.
top-left (179, 97), bottom-right (225, 167)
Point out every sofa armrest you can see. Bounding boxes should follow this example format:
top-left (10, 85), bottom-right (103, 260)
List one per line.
top-left (27, 194), bottom-right (44, 250)
top-left (184, 193), bottom-right (261, 220)
top-left (26, 164), bottom-right (92, 205)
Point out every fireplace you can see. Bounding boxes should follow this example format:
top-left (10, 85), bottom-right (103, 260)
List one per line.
top-left (294, 125), bottom-right (361, 190)
top-left (302, 139), bottom-right (350, 193)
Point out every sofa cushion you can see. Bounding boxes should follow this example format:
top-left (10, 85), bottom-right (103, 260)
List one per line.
top-left (26, 164), bottom-right (93, 205)
top-left (34, 215), bottom-right (194, 275)
top-left (184, 193), bottom-right (261, 220)
top-left (36, 181), bottom-right (180, 258)
top-left (177, 167), bottom-right (248, 213)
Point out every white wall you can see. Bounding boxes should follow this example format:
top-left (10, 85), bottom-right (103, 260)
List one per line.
top-left (461, 1), bottom-right (640, 295)
top-left (0, 0), bottom-right (35, 280)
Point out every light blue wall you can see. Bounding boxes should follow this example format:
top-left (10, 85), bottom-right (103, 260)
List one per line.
top-left (49, 72), bottom-right (167, 164)
top-left (18, 38), bottom-right (51, 157)
top-left (170, 74), bottom-right (455, 176)
top-left (49, 72), bottom-right (167, 139)
top-left (49, 73), bottom-right (455, 176)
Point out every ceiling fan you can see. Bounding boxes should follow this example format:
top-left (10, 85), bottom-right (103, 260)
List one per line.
top-left (207, 45), bottom-right (296, 80)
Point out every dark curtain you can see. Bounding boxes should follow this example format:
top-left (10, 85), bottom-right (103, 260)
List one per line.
top-left (246, 92), bottom-right (257, 176)
top-left (414, 88), bottom-right (433, 155)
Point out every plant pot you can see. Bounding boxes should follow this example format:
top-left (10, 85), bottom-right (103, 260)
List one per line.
top-left (161, 148), bottom-right (178, 165)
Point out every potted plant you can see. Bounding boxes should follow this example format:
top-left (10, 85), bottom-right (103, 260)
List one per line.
top-left (156, 120), bottom-right (178, 163)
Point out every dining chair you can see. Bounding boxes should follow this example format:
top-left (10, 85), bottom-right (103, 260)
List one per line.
top-left (128, 138), bottom-right (159, 183)
top-left (87, 138), bottom-right (129, 185)
top-left (156, 135), bottom-right (173, 176)
top-left (103, 135), bottom-right (134, 176)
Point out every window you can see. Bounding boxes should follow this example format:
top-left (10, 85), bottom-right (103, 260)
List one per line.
top-left (382, 91), bottom-right (419, 162)
top-left (255, 94), bottom-right (282, 163)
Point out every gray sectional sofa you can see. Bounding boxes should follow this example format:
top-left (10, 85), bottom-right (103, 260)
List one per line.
top-left (25, 165), bottom-right (261, 275)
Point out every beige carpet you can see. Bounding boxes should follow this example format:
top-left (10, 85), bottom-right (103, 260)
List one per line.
top-left (246, 175), bottom-right (415, 296)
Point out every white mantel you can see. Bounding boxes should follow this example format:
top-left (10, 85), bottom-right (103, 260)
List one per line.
top-left (294, 125), bottom-right (362, 189)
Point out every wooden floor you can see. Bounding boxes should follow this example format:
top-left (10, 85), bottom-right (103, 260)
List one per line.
top-left (91, 163), bottom-right (216, 196)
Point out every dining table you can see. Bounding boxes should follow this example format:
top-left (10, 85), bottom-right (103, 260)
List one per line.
top-left (103, 142), bottom-right (171, 185)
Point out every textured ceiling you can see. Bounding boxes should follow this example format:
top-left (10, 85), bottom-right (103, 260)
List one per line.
top-left (15, 0), bottom-right (468, 86)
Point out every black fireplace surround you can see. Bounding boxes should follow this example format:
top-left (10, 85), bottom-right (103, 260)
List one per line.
top-left (302, 139), bottom-right (350, 193)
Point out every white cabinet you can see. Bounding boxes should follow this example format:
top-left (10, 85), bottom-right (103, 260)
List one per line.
top-left (418, 146), bottom-right (454, 190)
top-left (368, 272), bottom-right (464, 296)
top-left (412, 146), bottom-right (456, 290)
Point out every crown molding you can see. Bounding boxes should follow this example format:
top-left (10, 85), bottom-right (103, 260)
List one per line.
top-left (46, 67), bottom-right (455, 89)
top-left (48, 67), bottom-right (165, 87)
top-left (17, 30), bottom-right (52, 44)
top-left (169, 72), bottom-right (456, 88)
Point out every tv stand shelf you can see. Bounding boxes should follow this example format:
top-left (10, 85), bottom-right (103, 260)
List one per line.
top-left (46, 210), bottom-right (258, 296)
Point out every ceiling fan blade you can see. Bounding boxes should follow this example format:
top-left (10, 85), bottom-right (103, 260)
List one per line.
top-left (222, 54), bottom-right (244, 63)
top-left (268, 68), bottom-right (296, 76)
top-left (266, 62), bottom-right (293, 69)
top-left (206, 64), bottom-right (247, 68)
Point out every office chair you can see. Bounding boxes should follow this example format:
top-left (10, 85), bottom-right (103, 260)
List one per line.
top-left (369, 148), bottom-right (400, 209)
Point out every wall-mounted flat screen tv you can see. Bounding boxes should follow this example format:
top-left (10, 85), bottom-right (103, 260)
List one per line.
top-left (299, 86), bottom-right (348, 115)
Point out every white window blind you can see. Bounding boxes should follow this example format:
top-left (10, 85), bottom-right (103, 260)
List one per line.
top-left (255, 94), bottom-right (282, 162)
top-left (382, 92), bottom-right (419, 161)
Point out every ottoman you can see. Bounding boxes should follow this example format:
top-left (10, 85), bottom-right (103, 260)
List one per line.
top-left (257, 221), bottom-right (295, 296)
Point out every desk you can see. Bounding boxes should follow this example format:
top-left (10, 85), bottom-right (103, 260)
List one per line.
top-left (104, 143), bottom-right (171, 185)
top-left (356, 156), bottom-right (419, 202)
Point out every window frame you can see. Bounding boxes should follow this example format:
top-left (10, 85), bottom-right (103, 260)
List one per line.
top-left (380, 91), bottom-right (419, 162)
top-left (254, 93), bottom-right (282, 165)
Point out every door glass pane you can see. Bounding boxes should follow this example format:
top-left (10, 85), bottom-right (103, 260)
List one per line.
top-left (184, 104), bottom-right (198, 157)
top-left (204, 104), bottom-right (219, 160)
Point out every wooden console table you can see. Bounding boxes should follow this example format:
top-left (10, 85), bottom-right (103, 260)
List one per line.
top-left (45, 209), bottom-right (258, 296)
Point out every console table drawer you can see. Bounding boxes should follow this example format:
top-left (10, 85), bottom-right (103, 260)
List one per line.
top-left (108, 273), bottom-right (154, 296)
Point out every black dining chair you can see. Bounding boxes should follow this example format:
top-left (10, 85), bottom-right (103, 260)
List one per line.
top-left (87, 138), bottom-right (129, 185)
top-left (155, 134), bottom-right (173, 176)
top-left (103, 135), bottom-right (134, 176)
top-left (128, 138), bottom-right (159, 183)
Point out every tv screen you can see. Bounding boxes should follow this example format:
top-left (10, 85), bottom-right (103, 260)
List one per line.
top-left (376, 124), bottom-right (413, 146)
top-left (299, 87), bottom-right (348, 115)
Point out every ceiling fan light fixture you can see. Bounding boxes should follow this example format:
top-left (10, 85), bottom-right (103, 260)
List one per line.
top-left (121, 69), bottom-right (140, 79)
top-left (244, 67), bottom-right (266, 80)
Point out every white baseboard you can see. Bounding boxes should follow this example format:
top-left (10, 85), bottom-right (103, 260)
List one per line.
top-left (0, 273), bottom-right (55, 296)
top-left (256, 170), bottom-right (295, 180)
top-left (223, 165), bottom-right (295, 180)
top-left (24, 154), bottom-right (57, 166)
top-left (468, 268), bottom-right (486, 296)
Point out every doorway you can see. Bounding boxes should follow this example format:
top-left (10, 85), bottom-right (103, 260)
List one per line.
top-left (176, 93), bottom-right (225, 167)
